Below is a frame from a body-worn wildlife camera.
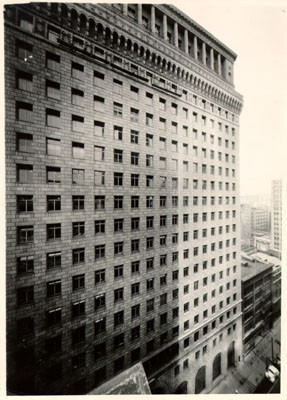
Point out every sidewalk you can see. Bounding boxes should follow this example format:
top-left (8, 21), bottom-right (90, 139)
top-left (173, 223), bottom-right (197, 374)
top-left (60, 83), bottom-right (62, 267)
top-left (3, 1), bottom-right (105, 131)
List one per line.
top-left (210, 318), bottom-right (281, 394)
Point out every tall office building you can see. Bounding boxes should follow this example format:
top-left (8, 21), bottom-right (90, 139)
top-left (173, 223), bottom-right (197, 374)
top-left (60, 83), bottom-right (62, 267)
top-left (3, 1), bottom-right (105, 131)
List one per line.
top-left (5, 3), bottom-right (243, 395)
top-left (271, 179), bottom-right (282, 252)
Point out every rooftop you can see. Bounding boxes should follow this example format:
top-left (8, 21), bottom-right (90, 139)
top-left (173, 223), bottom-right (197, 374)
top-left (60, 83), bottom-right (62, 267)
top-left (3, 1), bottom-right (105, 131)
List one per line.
top-left (241, 258), bottom-right (272, 282)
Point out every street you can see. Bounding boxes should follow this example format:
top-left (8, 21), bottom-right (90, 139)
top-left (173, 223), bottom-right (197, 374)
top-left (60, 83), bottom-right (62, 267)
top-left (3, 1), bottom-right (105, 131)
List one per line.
top-left (210, 317), bottom-right (281, 394)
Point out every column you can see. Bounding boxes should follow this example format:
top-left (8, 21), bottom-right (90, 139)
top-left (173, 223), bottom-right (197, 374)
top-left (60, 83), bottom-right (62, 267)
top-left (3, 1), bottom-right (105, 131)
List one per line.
top-left (163, 14), bottom-right (167, 40)
top-left (123, 4), bottom-right (128, 16)
top-left (184, 29), bottom-right (189, 54)
top-left (217, 53), bottom-right (221, 75)
top-left (151, 5), bottom-right (155, 33)
top-left (137, 4), bottom-right (142, 24)
top-left (210, 48), bottom-right (214, 70)
top-left (174, 21), bottom-right (178, 47)
top-left (193, 35), bottom-right (198, 60)
top-left (202, 42), bottom-right (206, 65)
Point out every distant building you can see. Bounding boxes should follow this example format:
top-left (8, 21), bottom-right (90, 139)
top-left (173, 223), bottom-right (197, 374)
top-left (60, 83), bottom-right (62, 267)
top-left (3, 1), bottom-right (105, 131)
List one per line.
top-left (250, 207), bottom-right (270, 232)
top-left (240, 204), bottom-right (251, 242)
top-left (241, 257), bottom-right (273, 355)
top-left (271, 179), bottom-right (282, 252)
top-left (252, 252), bottom-right (281, 321)
top-left (254, 234), bottom-right (271, 252)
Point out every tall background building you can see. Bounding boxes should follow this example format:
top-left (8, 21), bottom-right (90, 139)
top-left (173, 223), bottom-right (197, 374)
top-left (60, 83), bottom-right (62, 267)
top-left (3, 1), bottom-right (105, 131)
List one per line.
top-left (271, 179), bottom-right (282, 253)
top-left (5, 3), bottom-right (243, 395)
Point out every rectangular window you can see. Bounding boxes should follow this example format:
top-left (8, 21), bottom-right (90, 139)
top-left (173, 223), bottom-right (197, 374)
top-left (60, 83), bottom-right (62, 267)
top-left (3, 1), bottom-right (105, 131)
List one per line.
top-left (94, 96), bottom-right (105, 112)
top-left (94, 318), bottom-right (106, 335)
top-left (95, 220), bottom-right (105, 235)
top-left (73, 195), bottom-right (84, 211)
top-left (131, 129), bottom-right (139, 144)
top-left (95, 269), bottom-right (105, 284)
top-left (72, 168), bottom-right (85, 185)
top-left (71, 88), bottom-right (84, 106)
top-left (17, 255), bottom-right (34, 274)
top-left (17, 195), bottom-right (33, 212)
top-left (16, 39), bottom-right (33, 60)
top-left (72, 274), bottom-right (85, 291)
top-left (47, 195), bottom-right (61, 212)
top-left (94, 70), bottom-right (105, 86)
top-left (47, 280), bottom-right (61, 297)
top-left (16, 101), bottom-right (33, 122)
top-left (113, 78), bottom-right (123, 94)
top-left (72, 300), bottom-right (85, 318)
top-left (95, 196), bottom-right (105, 210)
top-left (114, 102), bottom-right (123, 117)
top-left (46, 51), bottom-right (60, 72)
top-left (46, 137), bottom-right (61, 156)
top-left (47, 251), bottom-right (61, 269)
top-left (46, 108), bottom-right (60, 128)
top-left (131, 196), bottom-right (139, 209)
top-left (46, 167), bottom-right (61, 183)
top-left (73, 221), bottom-right (85, 237)
top-left (94, 170), bottom-right (105, 186)
top-left (47, 223), bottom-right (61, 240)
top-left (47, 308), bottom-right (61, 327)
top-left (130, 108), bottom-right (139, 123)
top-left (95, 245), bottom-right (105, 260)
top-left (94, 121), bottom-right (105, 136)
top-left (46, 79), bottom-right (60, 100)
top-left (114, 172), bottom-right (123, 186)
top-left (17, 225), bottom-right (33, 244)
top-left (71, 61), bottom-right (84, 80)
top-left (16, 132), bottom-right (33, 153)
top-left (16, 70), bottom-right (33, 91)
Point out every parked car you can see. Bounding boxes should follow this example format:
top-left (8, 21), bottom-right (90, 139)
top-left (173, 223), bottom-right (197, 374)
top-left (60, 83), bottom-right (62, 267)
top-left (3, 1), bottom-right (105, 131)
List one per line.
top-left (265, 365), bottom-right (280, 383)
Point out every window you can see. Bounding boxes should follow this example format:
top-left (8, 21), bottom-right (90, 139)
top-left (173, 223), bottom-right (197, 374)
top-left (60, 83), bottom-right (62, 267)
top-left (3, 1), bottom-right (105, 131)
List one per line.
top-left (46, 79), bottom-right (60, 100)
top-left (113, 196), bottom-right (122, 210)
top-left (17, 195), bottom-right (33, 213)
top-left (72, 300), bottom-right (85, 318)
top-left (46, 51), bottom-right (60, 71)
top-left (17, 225), bottom-right (33, 244)
top-left (47, 280), bottom-right (61, 297)
top-left (72, 196), bottom-right (84, 211)
top-left (16, 70), bottom-right (33, 91)
top-left (114, 172), bottom-right (123, 186)
top-left (72, 61), bottom-right (84, 80)
top-left (47, 195), bottom-right (61, 212)
top-left (172, 177), bottom-right (178, 189)
top-left (146, 113), bottom-right (153, 126)
top-left (94, 318), bottom-right (106, 335)
top-left (46, 137), bottom-right (61, 157)
top-left (114, 149), bottom-right (123, 163)
top-left (46, 166), bottom-right (60, 184)
top-left (94, 170), bottom-right (105, 186)
top-left (47, 308), bottom-right (61, 327)
top-left (131, 196), bottom-right (139, 209)
top-left (95, 244), bottom-right (105, 260)
top-left (131, 130), bottom-right (139, 144)
top-left (114, 264), bottom-right (124, 279)
top-left (131, 152), bottom-right (139, 165)
top-left (146, 196), bottom-right (153, 208)
top-left (114, 241), bottom-right (123, 255)
top-left (95, 196), bottom-right (105, 210)
top-left (72, 168), bottom-right (85, 184)
top-left (47, 251), bottom-right (61, 269)
top-left (171, 122), bottom-right (178, 134)
top-left (131, 173), bottom-right (139, 187)
top-left (114, 102), bottom-right (123, 117)
top-left (131, 239), bottom-right (140, 253)
top-left (16, 101), bottom-right (33, 123)
top-left (114, 288), bottom-right (124, 303)
top-left (114, 218), bottom-right (123, 233)
top-left (131, 261), bottom-right (140, 275)
top-left (131, 107), bottom-right (139, 123)
top-left (17, 286), bottom-right (34, 306)
top-left (16, 39), bottom-right (33, 60)
top-left (114, 310), bottom-right (124, 327)
top-left (72, 274), bottom-right (85, 291)
top-left (146, 237), bottom-right (154, 250)
top-left (17, 255), bottom-right (34, 275)
top-left (16, 132), bottom-right (33, 153)
top-left (95, 269), bottom-right (105, 284)
top-left (131, 282), bottom-right (140, 296)
top-left (72, 221), bottom-right (85, 237)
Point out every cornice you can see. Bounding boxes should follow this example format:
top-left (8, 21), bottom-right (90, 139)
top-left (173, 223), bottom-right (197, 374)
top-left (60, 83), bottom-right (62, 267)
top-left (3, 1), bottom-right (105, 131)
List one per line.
top-left (159, 4), bottom-right (237, 61)
top-left (79, 4), bottom-right (243, 103)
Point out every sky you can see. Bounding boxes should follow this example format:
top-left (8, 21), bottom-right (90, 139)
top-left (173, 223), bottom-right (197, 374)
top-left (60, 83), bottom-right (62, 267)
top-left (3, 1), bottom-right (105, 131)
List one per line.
top-left (172, 0), bottom-right (287, 197)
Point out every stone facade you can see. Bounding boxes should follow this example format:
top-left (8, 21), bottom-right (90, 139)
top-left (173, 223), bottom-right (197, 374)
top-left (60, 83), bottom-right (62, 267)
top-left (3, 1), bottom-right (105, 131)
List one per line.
top-left (5, 3), bottom-right (243, 395)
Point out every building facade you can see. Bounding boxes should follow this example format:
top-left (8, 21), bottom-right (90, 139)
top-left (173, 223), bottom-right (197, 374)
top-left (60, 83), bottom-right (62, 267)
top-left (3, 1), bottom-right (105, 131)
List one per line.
top-left (271, 179), bottom-right (282, 252)
top-left (5, 3), bottom-right (243, 395)
top-left (241, 258), bottom-right (273, 356)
